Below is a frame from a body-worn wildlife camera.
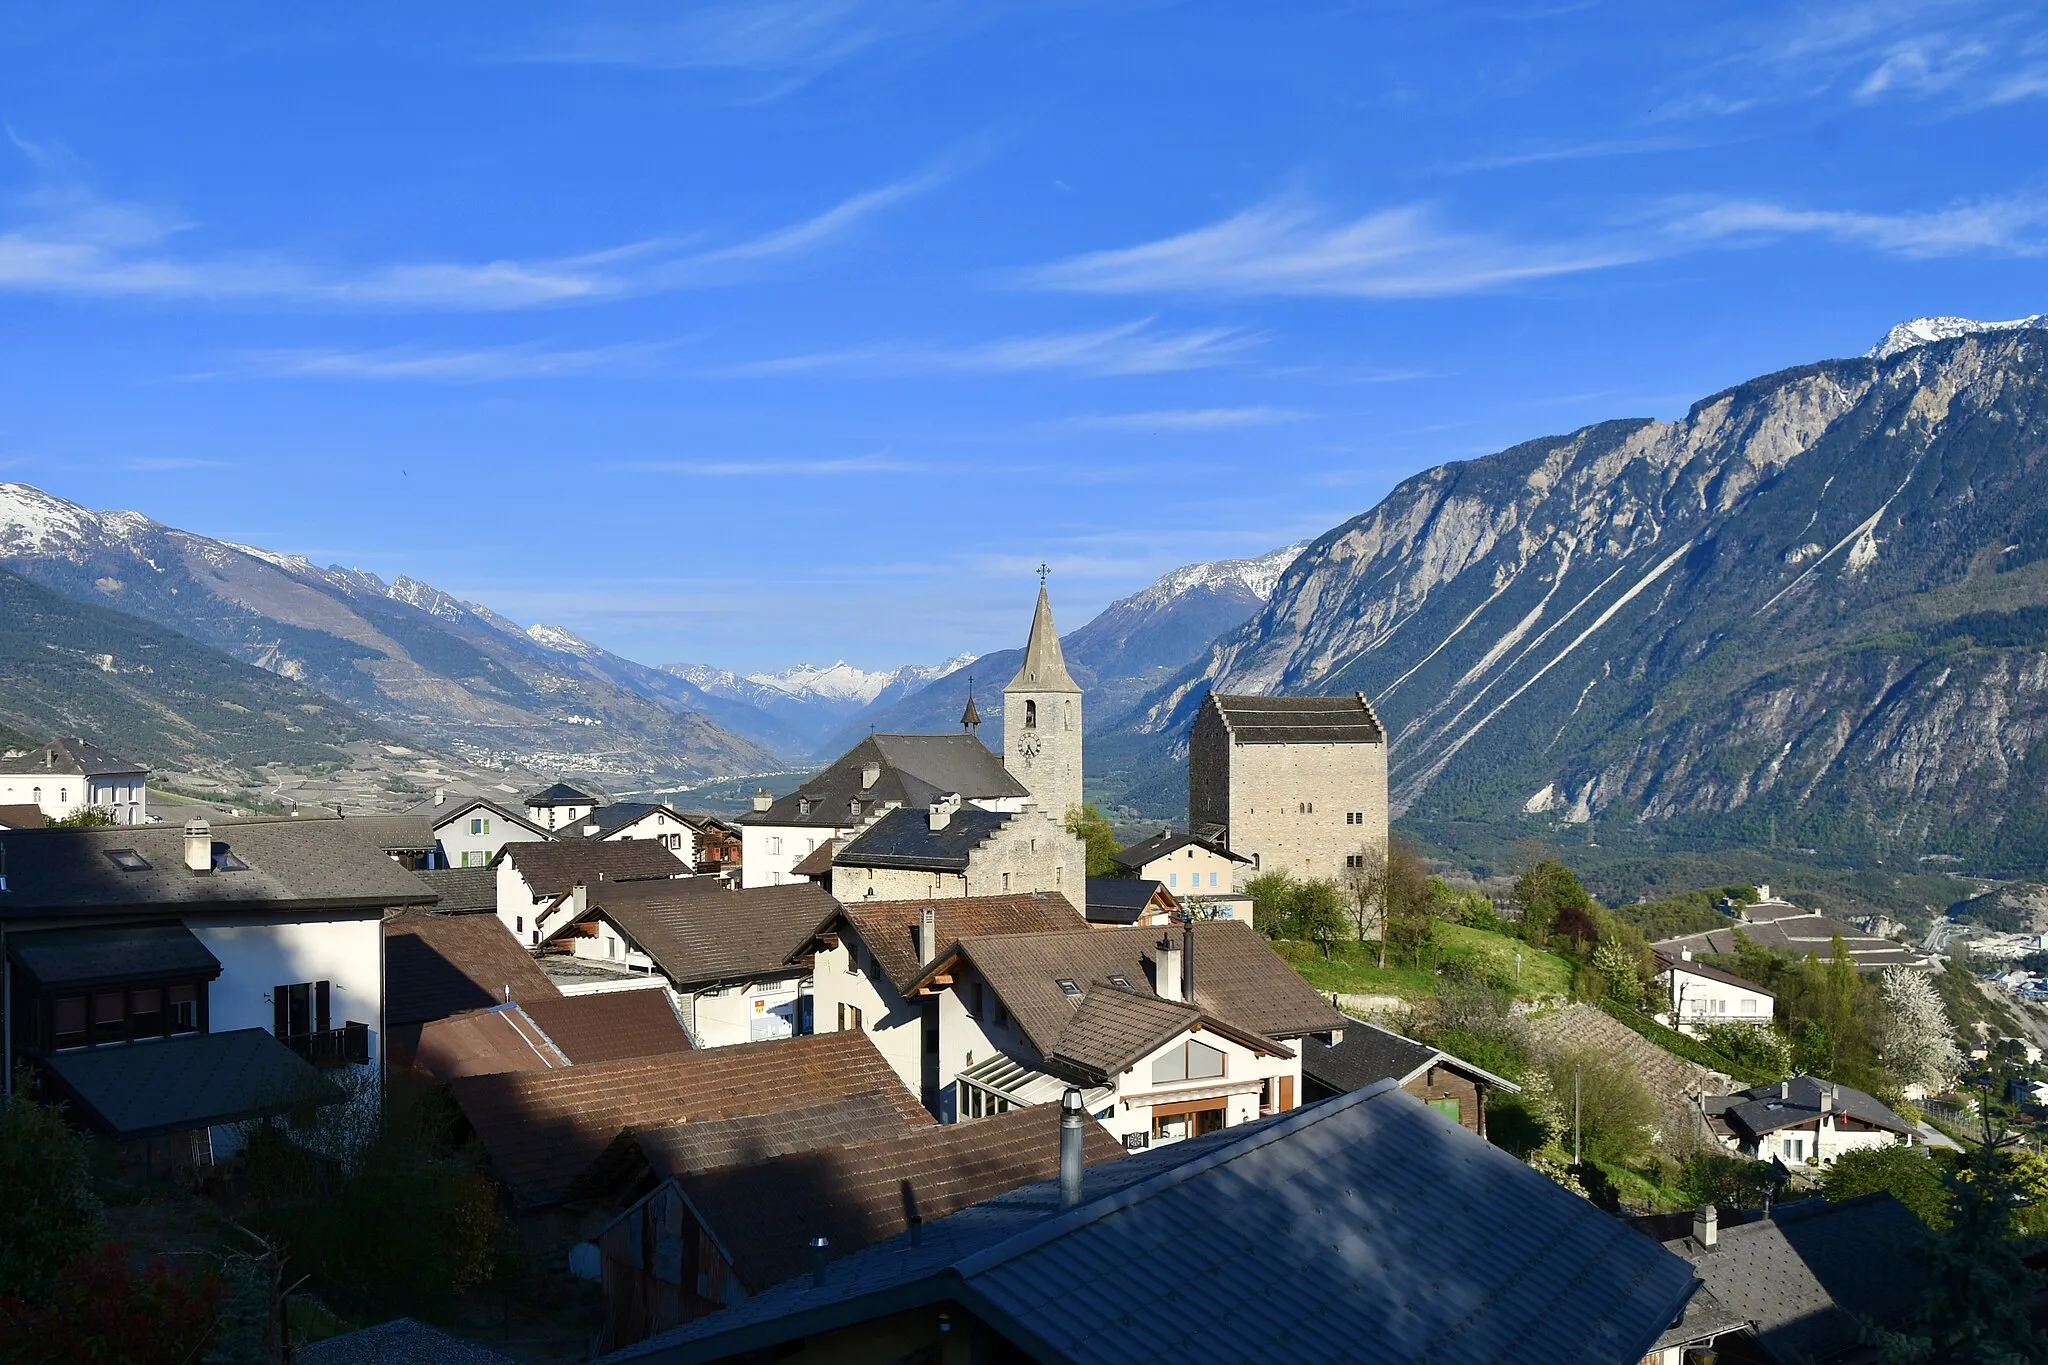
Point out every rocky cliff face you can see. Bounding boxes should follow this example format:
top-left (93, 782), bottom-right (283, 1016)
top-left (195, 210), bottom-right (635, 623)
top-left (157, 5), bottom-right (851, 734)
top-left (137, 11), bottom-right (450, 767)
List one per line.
top-left (1124, 325), bottom-right (2048, 873)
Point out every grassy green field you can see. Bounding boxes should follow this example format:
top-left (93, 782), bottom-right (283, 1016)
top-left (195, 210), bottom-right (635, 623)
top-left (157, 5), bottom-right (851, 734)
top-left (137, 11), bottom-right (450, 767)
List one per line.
top-left (1277, 923), bottom-right (1576, 1002)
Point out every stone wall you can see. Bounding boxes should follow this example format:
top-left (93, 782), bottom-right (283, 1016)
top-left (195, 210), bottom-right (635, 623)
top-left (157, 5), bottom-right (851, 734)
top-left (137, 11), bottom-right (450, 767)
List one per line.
top-left (1220, 736), bottom-right (1387, 883)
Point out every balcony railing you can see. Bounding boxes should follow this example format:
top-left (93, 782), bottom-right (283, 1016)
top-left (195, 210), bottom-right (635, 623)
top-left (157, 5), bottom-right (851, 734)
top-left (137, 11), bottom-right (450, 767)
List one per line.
top-left (282, 1021), bottom-right (370, 1069)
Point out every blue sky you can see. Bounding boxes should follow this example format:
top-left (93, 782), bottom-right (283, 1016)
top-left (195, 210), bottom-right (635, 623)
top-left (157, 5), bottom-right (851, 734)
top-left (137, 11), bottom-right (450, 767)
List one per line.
top-left (1, 2), bottom-right (2044, 672)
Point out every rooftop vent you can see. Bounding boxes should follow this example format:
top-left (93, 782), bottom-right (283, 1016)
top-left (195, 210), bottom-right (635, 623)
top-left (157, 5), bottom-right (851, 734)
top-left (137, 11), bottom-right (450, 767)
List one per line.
top-left (862, 761), bottom-right (881, 790)
top-left (1694, 1204), bottom-right (1719, 1250)
top-left (183, 820), bottom-right (212, 874)
top-left (752, 788), bottom-right (772, 813)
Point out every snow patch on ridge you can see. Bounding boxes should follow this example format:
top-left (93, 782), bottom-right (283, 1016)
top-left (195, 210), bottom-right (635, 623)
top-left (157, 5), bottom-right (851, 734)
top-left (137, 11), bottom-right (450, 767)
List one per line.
top-left (1869, 314), bottom-right (2046, 360)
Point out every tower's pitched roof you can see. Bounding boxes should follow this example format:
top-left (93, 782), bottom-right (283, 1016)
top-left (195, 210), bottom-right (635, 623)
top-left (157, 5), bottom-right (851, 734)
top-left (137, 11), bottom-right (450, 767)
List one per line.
top-left (1004, 586), bottom-right (1080, 693)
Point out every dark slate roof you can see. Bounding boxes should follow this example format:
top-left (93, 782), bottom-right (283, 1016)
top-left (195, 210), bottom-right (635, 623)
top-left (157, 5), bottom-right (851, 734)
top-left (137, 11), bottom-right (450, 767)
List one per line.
top-left (412, 865), bottom-right (498, 915)
top-left (300, 1318), bottom-right (518, 1365)
top-left (384, 913), bottom-right (562, 1027)
top-left (917, 920), bottom-right (1346, 1055)
top-left (674, 1103), bottom-right (1126, 1294)
top-left (0, 736), bottom-right (146, 777)
top-left (0, 819), bottom-right (439, 920)
top-left (1205, 692), bottom-right (1385, 745)
top-left (741, 733), bottom-right (1027, 829)
top-left (327, 812), bottom-right (436, 853)
top-left (0, 803), bottom-right (45, 828)
top-left (1662, 1194), bottom-right (1928, 1361)
top-left (1299, 1017), bottom-right (1522, 1098)
top-left (580, 880), bottom-right (831, 986)
top-left (599, 1082), bottom-right (1701, 1365)
top-left (1109, 829), bottom-right (1250, 870)
top-left (566, 1092), bottom-right (918, 1204)
top-left (497, 839), bottom-right (688, 896)
top-left (526, 781), bottom-right (602, 805)
top-left (414, 795), bottom-right (551, 838)
top-left (1659, 955), bottom-right (1775, 996)
top-left (7, 922), bottom-right (222, 991)
top-left (1715, 1075), bottom-right (1914, 1140)
top-left (823, 893), bottom-right (1088, 991)
top-left (831, 804), bottom-right (1013, 872)
top-left (42, 1028), bottom-right (341, 1137)
top-left (1081, 878), bottom-right (1164, 925)
top-left (564, 801), bottom-right (688, 840)
top-left (450, 1031), bottom-right (933, 1208)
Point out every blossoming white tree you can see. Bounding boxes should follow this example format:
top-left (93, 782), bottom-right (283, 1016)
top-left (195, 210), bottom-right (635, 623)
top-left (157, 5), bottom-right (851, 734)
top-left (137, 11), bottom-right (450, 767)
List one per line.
top-left (1877, 966), bottom-right (1962, 1090)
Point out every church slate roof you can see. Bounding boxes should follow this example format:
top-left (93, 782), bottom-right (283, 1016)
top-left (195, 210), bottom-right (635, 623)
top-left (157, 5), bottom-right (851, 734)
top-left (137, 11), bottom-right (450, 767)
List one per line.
top-left (0, 736), bottom-right (146, 777)
top-left (525, 781), bottom-right (601, 806)
top-left (811, 892), bottom-right (1088, 991)
top-left (598, 1082), bottom-right (1701, 1365)
top-left (831, 804), bottom-right (1013, 872)
top-left (1005, 585), bottom-right (1080, 693)
top-left (1205, 692), bottom-right (1385, 744)
top-left (741, 733), bottom-right (1026, 829)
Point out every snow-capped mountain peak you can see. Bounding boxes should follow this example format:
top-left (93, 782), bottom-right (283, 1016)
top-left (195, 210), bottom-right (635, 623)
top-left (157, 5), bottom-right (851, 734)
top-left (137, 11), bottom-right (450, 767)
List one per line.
top-left (528, 622), bottom-right (603, 658)
top-left (1869, 313), bottom-right (2047, 361)
top-left (744, 656), bottom-right (978, 706)
top-left (0, 482), bottom-right (121, 558)
top-left (1114, 543), bottom-right (1306, 614)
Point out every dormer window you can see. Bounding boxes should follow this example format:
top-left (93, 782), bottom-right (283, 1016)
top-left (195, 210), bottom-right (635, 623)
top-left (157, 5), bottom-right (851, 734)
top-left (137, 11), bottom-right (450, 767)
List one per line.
top-left (798, 798), bottom-right (812, 817)
top-left (849, 800), bottom-right (861, 817)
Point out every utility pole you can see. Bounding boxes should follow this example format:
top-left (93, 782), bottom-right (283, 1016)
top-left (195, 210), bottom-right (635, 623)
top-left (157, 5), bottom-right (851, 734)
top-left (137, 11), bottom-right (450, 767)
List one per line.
top-left (1573, 1065), bottom-right (1583, 1169)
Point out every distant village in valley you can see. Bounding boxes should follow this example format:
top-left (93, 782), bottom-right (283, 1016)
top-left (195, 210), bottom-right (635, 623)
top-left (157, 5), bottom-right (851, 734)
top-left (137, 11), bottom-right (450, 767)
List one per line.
top-left (7, 577), bottom-right (2048, 1363)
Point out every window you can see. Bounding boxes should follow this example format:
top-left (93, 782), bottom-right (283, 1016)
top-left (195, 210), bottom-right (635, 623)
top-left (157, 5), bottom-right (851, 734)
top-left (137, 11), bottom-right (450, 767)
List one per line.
top-left (31, 787), bottom-right (39, 803)
top-left (1055, 978), bottom-right (1083, 999)
top-left (1168, 872), bottom-right (1177, 888)
top-left (104, 849), bottom-right (151, 871)
top-left (515, 916), bottom-right (524, 934)
top-left (970, 982), bottom-right (985, 1016)
top-left (837, 1003), bottom-right (864, 1031)
top-left (1345, 855), bottom-right (1364, 870)
top-left (845, 942), bottom-right (860, 975)
top-left (769, 837), bottom-right (783, 855)
top-left (212, 848), bottom-right (249, 872)
top-left (1428, 1098), bottom-right (1461, 1123)
top-left (273, 981), bottom-right (331, 1040)
top-left (168, 985), bottom-right (198, 1033)
top-left (1151, 1039), bottom-right (1227, 1084)
top-left (1024, 700), bottom-right (1037, 729)
top-left (1107, 974), bottom-right (1133, 990)
top-left (1002, 872), bottom-right (1010, 891)
top-left (1346, 811), bottom-right (1366, 825)
top-left (1209, 872), bottom-right (1218, 888)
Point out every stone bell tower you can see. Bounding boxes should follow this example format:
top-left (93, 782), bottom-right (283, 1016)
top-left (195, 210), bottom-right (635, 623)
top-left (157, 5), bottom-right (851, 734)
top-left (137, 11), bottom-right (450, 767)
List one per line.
top-left (1002, 577), bottom-right (1084, 818)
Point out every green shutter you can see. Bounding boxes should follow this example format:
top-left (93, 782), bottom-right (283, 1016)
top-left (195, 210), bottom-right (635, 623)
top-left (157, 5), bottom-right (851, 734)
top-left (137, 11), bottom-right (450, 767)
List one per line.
top-left (1428, 1098), bottom-right (1461, 1122)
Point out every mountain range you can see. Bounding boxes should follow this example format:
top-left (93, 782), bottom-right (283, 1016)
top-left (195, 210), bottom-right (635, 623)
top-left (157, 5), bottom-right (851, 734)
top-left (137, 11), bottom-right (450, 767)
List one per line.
top-left (1099, 316), bottom-right (2048, 878)
top-left (662, 656), bottom-right (976, 753)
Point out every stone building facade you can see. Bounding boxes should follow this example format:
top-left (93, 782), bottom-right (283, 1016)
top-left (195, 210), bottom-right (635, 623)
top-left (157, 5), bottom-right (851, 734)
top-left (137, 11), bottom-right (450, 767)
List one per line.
top-left (832, 801), bottom-right (1084, 903)
top-left (1187, 692), bottom-right (1388, 883)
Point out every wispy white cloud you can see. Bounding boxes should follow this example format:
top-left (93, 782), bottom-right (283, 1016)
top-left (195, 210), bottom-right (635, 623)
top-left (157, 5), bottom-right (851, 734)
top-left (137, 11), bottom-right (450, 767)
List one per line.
top-left (1447, 136), bottom-right (1718, 173)
top-left (124, 456), bottom-right (229, 471)
top-left (228, 341), bottom-right (675, 381)
top-left (1024, 203), bottom-right (1646, 298)
top-left (1025, 191), bottom-right (2048, 300)
top-left (718, 319), bottom-right (1258, 377)
top-left (1662, 194), bottom-right (2048, 257)
top-left (1061, 406), bottom-right (1309, 431)
top-left (0, 174), bottom-right (932, 310)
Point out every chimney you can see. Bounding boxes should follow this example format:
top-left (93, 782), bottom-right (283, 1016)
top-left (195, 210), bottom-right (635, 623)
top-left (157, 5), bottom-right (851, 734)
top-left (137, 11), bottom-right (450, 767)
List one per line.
top-left (569, 880), bottom-right (588, 917)
top-left (434, 787), bottom-right (446, 807)
top-left (1680, 946), bottom-right (1693, 961)
top-left (1820, 1085), bottom-right (1835, 1114)
top-left (1156, 933), bottom-right (1183, 1002)
top-left (1181, 922), bottom-right (1195, 1002)
top-left (1059, 1087), bottom-right (1086, 1210)
top-left (183, 820), bottom-right (212, 874)
top-left (862, 761), bottom-right (882, 790)
top-left (809, 1236), bottom-right (830, 1286)
top-left (752, 788), bottom-right (772, 813)
top-left (920, 905), bottom-right (937, 967)
top-left (929, 792), bottom-right (961, 831)
top-left (1693, 1204), bottom-right (1719, 1250)
top-left (1780, 1081), bottom-right (1791, 1100)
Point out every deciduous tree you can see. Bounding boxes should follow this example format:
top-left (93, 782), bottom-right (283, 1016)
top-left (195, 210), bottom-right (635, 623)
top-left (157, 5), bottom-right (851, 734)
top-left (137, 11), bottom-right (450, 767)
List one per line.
top-left (1063, 804), bottom-right (1121, 880)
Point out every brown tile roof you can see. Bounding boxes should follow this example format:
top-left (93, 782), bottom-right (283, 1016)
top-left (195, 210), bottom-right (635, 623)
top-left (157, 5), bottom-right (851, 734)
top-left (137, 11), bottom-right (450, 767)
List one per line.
top-left (828, 893), bottom-right (1087, 991)
top-left (384, 913), bottom-right (561, 1028)
top-left (567, 1092), bottom-right (918, 1204)
top-left (676, 1103), bottom-right (1125, 1292)
top-left (449, 1029), bottom-right (930, 1208)
top-left (917, 920), bottom-right (1345, 1060)
top-left (0, 804), bottom-right (46, 829)
top-left (497, 839), bottom-right (688, 897)
top-left (582, 880), bottom-right (830, 986)
top-left (414, 1004), bottom-right (569, 1081)
top-left (520, 991), bottom-right (691, 1064)
top-left (1043, 986), bottom-right (1267, 1083)
top-left (786, 839), bottom-right (839, 879)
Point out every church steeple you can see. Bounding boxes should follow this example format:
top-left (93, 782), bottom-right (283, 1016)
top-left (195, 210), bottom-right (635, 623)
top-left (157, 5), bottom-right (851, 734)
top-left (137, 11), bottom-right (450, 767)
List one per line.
top-left (960, 677), bottom-right (981, 736)
top-left (1006, 584), bottom-right (1081, 694)
top-left (1002, 578), bottom-right (1083, 817)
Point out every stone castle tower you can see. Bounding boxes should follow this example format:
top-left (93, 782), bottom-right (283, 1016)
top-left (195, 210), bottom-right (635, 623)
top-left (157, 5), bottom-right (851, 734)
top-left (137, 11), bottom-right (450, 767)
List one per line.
top-left (1002, 584), bottom-right (1084, 818)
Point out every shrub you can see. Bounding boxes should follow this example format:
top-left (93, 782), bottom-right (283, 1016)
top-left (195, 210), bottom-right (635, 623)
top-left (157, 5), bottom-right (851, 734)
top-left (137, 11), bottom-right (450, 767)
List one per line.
top-left (0, 1241), bottom-right (223, 1363)
top-left (1823, 1144), bottom-right (1951, 1229)
top-left (1701, 1022), bottom-right (1792, 1080)
top-left (1543, 1045), bottom-right (1658, 1165)
top-left (1675, 1153), bottom-right (1777, 1211)
top-left (0, 1087), bottom-right (102, 1301)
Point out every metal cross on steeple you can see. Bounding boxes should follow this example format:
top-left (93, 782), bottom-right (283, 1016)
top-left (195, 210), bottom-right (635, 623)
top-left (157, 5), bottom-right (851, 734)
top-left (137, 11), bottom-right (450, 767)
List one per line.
top-left (1036, 562), bottom-right (1051, 586)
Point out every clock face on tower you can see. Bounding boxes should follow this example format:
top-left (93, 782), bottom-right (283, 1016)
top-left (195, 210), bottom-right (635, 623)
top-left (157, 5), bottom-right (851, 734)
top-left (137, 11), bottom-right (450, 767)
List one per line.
top-left (1016, 735), bottom-right (1042, 762)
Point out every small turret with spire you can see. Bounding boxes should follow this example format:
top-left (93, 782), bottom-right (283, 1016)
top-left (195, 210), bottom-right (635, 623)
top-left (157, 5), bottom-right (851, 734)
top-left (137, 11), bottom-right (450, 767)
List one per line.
top-left (960, 676), bottom-right (981, 737)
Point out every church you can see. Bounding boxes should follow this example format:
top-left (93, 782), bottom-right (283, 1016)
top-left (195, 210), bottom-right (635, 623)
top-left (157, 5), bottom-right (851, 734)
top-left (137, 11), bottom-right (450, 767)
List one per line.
top-left (738, 584), bottom-right (1088, 902)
